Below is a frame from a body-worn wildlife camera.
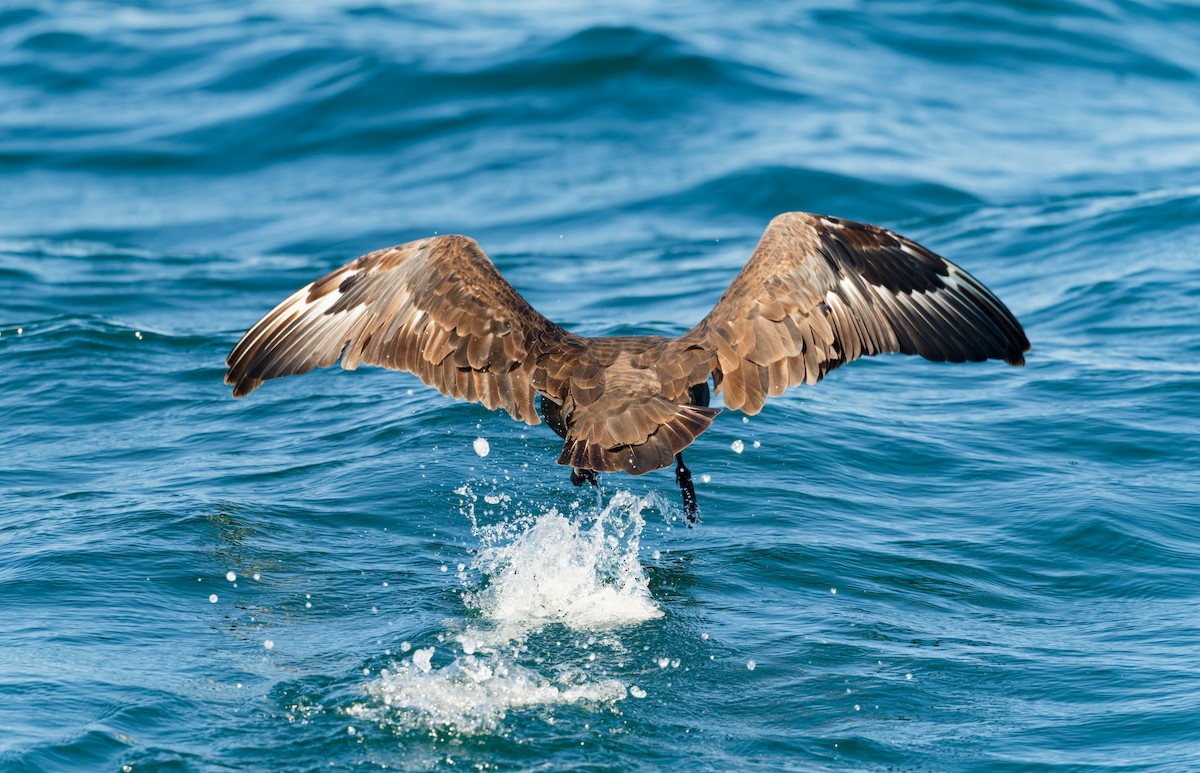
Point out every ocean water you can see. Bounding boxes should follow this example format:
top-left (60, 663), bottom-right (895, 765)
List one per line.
top-left (3, 1), bottom-right (1199, 770)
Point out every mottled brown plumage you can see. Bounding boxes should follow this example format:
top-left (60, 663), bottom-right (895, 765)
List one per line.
top-left (226, 212), bottom-right (1029, 498)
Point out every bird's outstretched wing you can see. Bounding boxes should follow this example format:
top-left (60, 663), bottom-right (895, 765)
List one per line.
top-left (679, 211), bottom-right (1029, 414)
top-left (225, 235), bottom-right (583, 424)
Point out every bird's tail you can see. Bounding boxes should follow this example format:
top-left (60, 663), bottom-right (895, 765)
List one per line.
top-left (557, 401), bottom-right (720, 476)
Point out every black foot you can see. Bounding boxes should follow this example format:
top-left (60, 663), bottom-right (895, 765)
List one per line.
top-left (675, 453), bottom-right (699, 525)
top-left (570, 467), bottom-right (598, 487)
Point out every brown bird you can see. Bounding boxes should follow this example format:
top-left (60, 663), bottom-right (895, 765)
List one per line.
top-left (226, 212), bottom-right (1029, 519)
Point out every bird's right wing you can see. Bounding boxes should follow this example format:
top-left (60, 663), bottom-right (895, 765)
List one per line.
top-left (679, 212), bottom-right (1029, 414)
top-left (225, 235), bottom-right (584, 424)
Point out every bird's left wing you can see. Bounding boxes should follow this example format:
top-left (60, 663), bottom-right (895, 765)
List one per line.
top-left (225, 235), bottom-right (583, 424)
top-left (678, 212), bottom-right (1029, 414)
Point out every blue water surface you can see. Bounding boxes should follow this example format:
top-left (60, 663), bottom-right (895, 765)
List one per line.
top-left (3, 1), bottom-right (1199, 771)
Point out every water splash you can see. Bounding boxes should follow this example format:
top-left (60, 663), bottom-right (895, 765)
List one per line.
top-left (466, 490), bottom-right (663, 631)
top-left (350, 652), bottom-right (627, 736)
top-left (348, 488), bottom-right (664, 736)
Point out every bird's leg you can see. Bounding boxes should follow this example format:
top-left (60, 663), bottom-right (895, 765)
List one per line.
top-left (570, 467), bottom-right (598, 487)
top-left (675, 453), bottom-right (699, 524)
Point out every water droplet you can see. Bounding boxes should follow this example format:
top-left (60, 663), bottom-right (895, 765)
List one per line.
top-left (412, 647), bottom-right (434, 672)
top-left (473, 437), bottom-right (490, 457)
top-left (747, 660), bottom-right (756, 671)
top-left (208, 594), bottom-right (218, 603)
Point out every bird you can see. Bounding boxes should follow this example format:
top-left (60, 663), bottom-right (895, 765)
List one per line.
top-left (225, 211), bottom-right (1029, 520)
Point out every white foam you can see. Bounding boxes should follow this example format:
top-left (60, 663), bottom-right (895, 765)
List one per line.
top-left (466, 490), bottom-right (662, 631)
top-left (350, 489), bottom-right (664, 736)
top-left (348, 652), bottom-right (626, 735)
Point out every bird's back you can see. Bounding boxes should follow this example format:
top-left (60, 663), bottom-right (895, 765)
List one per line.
top-left (545, 335), bottom-right (720, 475)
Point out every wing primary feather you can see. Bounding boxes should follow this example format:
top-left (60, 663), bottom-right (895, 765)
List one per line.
top-left (679, 211), bottom-right (1029, 411)
top-left (226, 236), bottom-right (583, 423)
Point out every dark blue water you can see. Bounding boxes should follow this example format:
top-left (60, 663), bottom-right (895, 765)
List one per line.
top-left (3, 2), bottom-right (1199, 770)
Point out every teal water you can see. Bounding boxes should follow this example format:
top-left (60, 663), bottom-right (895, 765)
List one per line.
top-left (3, 2), bottom-right (1200, 771)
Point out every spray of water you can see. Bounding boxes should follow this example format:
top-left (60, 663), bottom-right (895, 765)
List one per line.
top-left (347, 487), bottom-right (666, 736)
top-left (467, 491), bottom-right (663, 630)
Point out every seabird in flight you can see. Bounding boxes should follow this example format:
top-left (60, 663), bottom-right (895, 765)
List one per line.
top-left (226, 212), bottom-right (1029, 519)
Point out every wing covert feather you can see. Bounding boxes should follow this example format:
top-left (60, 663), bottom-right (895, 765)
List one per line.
top-left (680, 212), bottom-right (1029, 414)
top-left (225, 235), bottom-right (584, 424)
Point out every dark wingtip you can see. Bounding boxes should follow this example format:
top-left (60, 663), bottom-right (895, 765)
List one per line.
top-left (1003, 338), bottom-right (1030, 366)
top-left (227, 375), bottom-right (260, 398)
